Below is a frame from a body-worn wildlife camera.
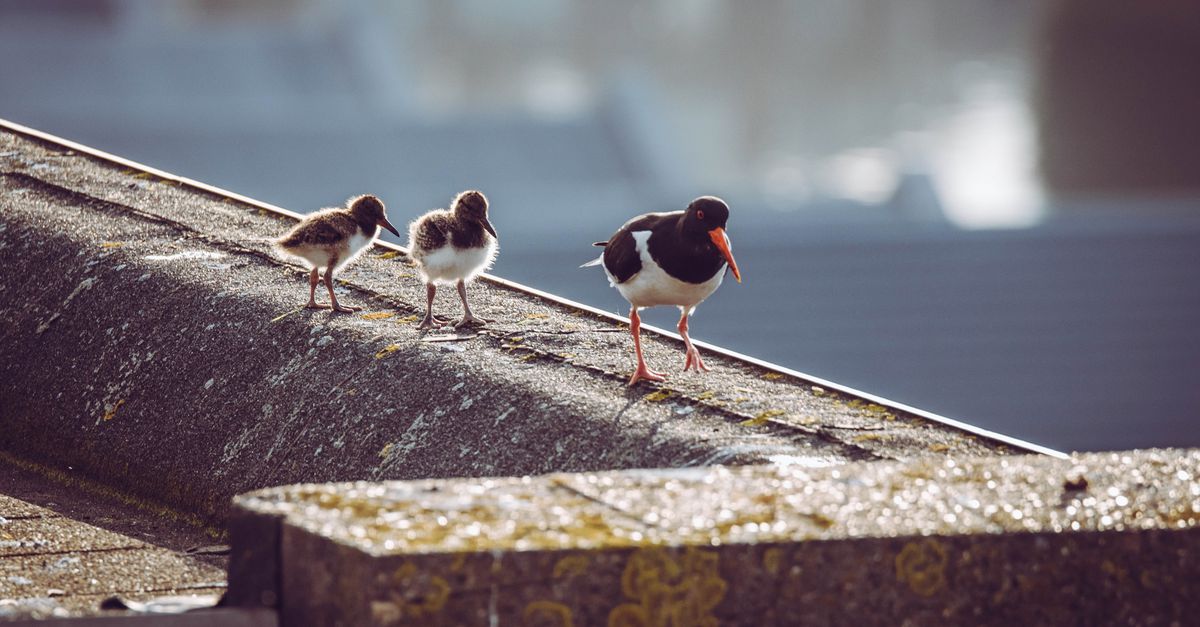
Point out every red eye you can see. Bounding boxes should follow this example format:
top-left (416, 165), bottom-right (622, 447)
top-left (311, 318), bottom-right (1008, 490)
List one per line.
top-left (696, 210), bottom-right (705, 220)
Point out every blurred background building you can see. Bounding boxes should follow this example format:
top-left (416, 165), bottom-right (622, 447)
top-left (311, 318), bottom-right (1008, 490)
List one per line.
top-left (2, 0), bottom-right (1198, 451)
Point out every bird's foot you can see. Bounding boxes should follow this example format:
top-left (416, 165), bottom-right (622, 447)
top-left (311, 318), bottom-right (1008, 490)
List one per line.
top-left (683, 348), bottom-right (709, 372)
top-left (305, 301), bottom-right (331, 310)
top-left (330, 303), bottom-right (363, 313)
top-left (455, 315), bottom-right (491, 329)
top-left (418, 315), bottom-right (450, 330)
top-left (628, 364), bottom-right (668, 387)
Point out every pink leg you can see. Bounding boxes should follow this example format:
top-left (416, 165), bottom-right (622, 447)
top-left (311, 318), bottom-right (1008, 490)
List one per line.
top-left (418, 283), bottom-right (450, 329)
top-left (305, 268), bottom-right (329, 309)
top-left (454, 279), bottom-right (491, 328)
top-left (324, 259), bottom-right (361, 313)
top-left (628, 308), bottom-right (667, 386)
top-left (679, 311), bottom-right (709, 372)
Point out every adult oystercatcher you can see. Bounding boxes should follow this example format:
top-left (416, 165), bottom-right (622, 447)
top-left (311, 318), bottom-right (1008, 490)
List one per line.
top-left (583, 196), bottom-right (742, 385)
top-left (275, 194), bottom-right (400, 312)
top-left (407, 190), bottom-right (498, 329)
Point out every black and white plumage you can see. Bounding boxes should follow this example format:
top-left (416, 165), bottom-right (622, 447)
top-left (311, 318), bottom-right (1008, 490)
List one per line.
top-left (583, 196), bottom-right (742, 385)
top-left (407, 190), bottom-right (498, 329)
top-left (275, 194), bottom-right (400, 313)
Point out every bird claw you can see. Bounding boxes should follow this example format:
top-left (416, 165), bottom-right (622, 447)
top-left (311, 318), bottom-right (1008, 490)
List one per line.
top-left (418, 316), bottom-right (450, 330)
top-left (628, 365), bottom-right (668, 386)
top-left (683, 349), bottom-right (709, 372)
top-left (455, 315), bottom-right (491, 329)
top-left (304, 302), bottom-right (331, 310)
top-left (331, 303), bottom-right (363, 313)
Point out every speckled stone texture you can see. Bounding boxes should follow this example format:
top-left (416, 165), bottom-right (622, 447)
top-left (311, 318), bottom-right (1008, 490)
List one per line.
top-left (0, 493), bottom-right (225, 621)
top-left (0, 123), bottom-right (1032, 530)
top-left (231, 449), bottom-right (1200, 626)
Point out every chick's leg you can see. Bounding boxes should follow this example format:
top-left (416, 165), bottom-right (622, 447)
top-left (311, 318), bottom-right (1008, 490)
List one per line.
top-left (454, 279), bottom-right (491, 328)
top-left (305, 267), bottom-right (329, 309)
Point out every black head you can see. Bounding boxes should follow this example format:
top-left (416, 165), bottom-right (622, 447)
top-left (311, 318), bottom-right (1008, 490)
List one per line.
top-left (683, 195), bottom-right (741, 282)
top-left (682, 196), bottom-right (731, 234)
top-left (348, 194), bottom-right (400, 237)
top-left (453, 190), bottom-right (496, 238)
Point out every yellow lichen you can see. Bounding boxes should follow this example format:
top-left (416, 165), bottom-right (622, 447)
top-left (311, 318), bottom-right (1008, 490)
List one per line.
top-left (397, 315), bottom-right (420, 323)
top-left (378, 443), bottom-right (395, 460)
top-left (609, 547), bottom-right (726, 627)
top-left (269, 307), bottom-right (302, 323)
top-left (377, 251), bottom-right (402, 260)
top-left (524, 312), bottom-right (550, 319)
top-left (895, 538), bottom-right (948, 597)
top-left (643, 390), bottom-right (673, 403)
top-left (739, 409), bottom-right (784, 427)
top-left (552, 554), bottom-right (590, 579)
top-left (375, 344), bottom-right (401, 359)
top-left (100, 242), bottom-right (123, 248)
top-left (762, 372), bottom-right (783, 381)
top-left (383, 562), bottom-right (450, 619)
top-left (763, 547), bottom-right (784, 575)
top-left (524, 600), bottom-right (575, 627)
top-left (361, 312), bottom-right (395, 320)
top-left (696, 391), bottom-right (716, 400)
top-left (929, 443), bottom-right (951, 453)
top-left (102, 399), bottom-right (125, 422)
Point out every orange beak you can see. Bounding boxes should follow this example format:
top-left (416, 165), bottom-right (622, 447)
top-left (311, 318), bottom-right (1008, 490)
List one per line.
top-left (708, 227), bottom-right (741, 283)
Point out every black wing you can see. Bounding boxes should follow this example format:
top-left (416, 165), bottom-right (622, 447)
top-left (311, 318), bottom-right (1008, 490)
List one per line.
top-left (601, 213), bottom-right (675, 284)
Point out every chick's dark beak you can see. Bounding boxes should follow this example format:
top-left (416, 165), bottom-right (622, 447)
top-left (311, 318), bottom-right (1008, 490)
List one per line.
top-left (481, 217), bottom-right (497, 239)
top-left (378, 217), bottom-right (401, 237)
top-left (708, 227), bottom-right (741, 283)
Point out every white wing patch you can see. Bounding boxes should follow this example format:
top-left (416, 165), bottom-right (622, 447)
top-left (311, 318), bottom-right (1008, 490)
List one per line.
top-left (612, 230), bottom-right (725, 311)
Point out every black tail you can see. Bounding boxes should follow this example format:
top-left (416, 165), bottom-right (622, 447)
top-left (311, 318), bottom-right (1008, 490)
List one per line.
top-left (592, 241), bottom-right (607, 247)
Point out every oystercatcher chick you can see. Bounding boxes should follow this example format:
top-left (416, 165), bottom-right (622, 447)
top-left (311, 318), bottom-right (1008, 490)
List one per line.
top-left (407, 190), bottom-right (498, 329)
top-left (275, 194), bottom-right (400, 313)
top-left (583, 196), bottom-right (742, 386)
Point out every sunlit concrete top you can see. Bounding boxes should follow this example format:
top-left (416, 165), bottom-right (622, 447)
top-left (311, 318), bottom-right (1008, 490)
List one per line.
top-left (238, 449), bottom-right (1200, 556)
top-left (231, 449), bottom-right (1200, 626)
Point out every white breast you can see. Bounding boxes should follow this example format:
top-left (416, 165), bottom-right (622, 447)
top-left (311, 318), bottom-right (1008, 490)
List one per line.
top-left (415, 239), bottom-right (498, 284)
top-left (336, 230), bottom-right (375, 270)
top-left (610, 231), bottom-right (725, 313)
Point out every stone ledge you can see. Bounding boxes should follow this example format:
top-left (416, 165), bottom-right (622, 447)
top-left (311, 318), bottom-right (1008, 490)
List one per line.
top-left (230, 449), bottom-right (1200, 626)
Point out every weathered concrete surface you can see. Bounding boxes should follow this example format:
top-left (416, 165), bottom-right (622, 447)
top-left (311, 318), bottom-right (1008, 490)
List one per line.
top-left (0, 453), bottom-right (227, 570)
top-left (231, 449), bottom-right (1200, 626)
top-left (0, 125), bottom-right (1031, 527)
top-left (0, 492), bottom-right (224, 621)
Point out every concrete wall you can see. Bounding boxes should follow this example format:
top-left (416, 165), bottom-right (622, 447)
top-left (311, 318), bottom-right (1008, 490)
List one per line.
top-left (0, 125), bottom-right (1026, 527)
